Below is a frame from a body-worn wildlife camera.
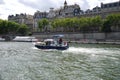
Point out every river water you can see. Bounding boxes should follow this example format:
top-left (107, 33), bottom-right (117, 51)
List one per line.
top-left (0, 42), bottom-right (120, 80)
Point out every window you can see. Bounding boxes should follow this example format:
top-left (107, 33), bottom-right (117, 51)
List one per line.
top-left (109, 4), bottom-right (112, 7)
top-left (104, 4), bottom-right (107, 8)
top-left (65, 13), bottom-right (68, 15)
top-left (113, 3), bottom-right (118, 7)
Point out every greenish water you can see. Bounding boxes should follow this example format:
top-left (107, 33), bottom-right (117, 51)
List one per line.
top-left (0, 42), bottom-right (120, 80)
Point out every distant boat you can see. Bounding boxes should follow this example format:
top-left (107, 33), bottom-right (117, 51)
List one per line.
top-left (34, 35), bottom-right (69, 50)
top-left (13, 36), bottom-right (38, 42)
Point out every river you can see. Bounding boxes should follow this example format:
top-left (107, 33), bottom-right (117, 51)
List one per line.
top-left (0, 42), bottom-right (120, 80)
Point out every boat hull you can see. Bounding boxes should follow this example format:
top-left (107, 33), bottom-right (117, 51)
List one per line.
top-left (35, 45), bottom-right (69, 50)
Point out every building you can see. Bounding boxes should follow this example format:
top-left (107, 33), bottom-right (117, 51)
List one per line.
top-left (8, 13), bottom-right (33, 31)
top-left (33, 0), bottom-right (120, 32)
top-left (33, 11), bottom-right (48, 31)
top-left (80, 1), bottom-right (120, 18)
top-left (47, 0), bottom-right (81, 18)
top-left (33, 0), bottom-right (81, 31)
top-left (101, 1), bottom-right (120, 18)
top-left (47, 8), bottom-right (56, 19)
top-left (8, 0), bottom-right (120, 32)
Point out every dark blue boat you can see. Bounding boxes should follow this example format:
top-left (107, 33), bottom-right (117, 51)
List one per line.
top-left (34, 35), bottom-right (69, 50)
top-left (35, 44), bottom-right (69, 50)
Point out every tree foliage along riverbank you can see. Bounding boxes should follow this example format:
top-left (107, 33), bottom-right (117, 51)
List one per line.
top-left (0, 19), bottom-right (29, 35)
top-left (38, 14), bottom-right (120, 33)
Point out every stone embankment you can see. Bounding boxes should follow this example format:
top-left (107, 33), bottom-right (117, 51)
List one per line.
top-left (33, 32), bottom-right (120, 45)
top-left (68, 40), bottom-right (120, 45)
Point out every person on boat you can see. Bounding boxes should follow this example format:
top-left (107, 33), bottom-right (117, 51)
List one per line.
top-left (46, 41), bottom-right (51, 46)
top-left (59, 38), bottom-right (62, 46)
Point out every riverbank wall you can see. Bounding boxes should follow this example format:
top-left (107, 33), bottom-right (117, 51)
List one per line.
top-left (32, 32), bottom-right (120, 44)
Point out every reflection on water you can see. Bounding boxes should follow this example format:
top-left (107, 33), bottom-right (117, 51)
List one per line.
top-left (0, 42), bottom-right (120, 80)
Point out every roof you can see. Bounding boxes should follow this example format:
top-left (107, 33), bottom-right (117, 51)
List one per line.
top-left (44, 39), bottom-right (54, 42)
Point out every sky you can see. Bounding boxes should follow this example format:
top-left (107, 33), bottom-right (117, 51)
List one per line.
top-left (0, 0), bottom-right (119, 20)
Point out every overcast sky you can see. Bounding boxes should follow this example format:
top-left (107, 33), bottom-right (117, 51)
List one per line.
top-left (0, 0), bottom-right (119, 20)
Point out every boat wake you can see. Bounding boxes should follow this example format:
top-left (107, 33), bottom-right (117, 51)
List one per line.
top-left (31, 46), bottom-right (59, 52)
top-left (62, 47), bottom-right (115, 54)
top-left (32, 46), bottom-right (119, 55)
top-left (31, 47), bottom-right (38, 50)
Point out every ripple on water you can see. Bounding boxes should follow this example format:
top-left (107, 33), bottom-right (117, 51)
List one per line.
top-left (0, 42), bottom-right (120, 80)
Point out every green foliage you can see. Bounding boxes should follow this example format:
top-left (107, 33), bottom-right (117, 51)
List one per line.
top-left (51, 18), bottom-right (80, 32)
top-left (101, 14), bottom-right (120, 32)
top-left (7, 21), bottom-right (20, 33)
top-left (101, 20), bottom-right (111, 32)
top-left (17, 24), bottom-right (29, 36)
top-left (106, 14), bottom-right (120, 31)
top-left (0, 20), bottom-right (8, 34)
top-left (78, 17), bottom-right (90, 32)
top-left (51, 14), bottom-right (120, 32)
top-left (0, 19), bottom-right (29, 35)
top-left (51, 16), bottom-right (103, 32)
top-left (38, 18), bottom-right (49, 31)
top-left (90, 16), bottom-right (103, 32)
top-left (1, 13), bottom-right (119, 34)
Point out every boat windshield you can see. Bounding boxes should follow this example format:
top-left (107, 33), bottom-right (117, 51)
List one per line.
top-left (53, 35), bottom-right (64, 39)
top-left (44, 39), bottom-right (54, 42)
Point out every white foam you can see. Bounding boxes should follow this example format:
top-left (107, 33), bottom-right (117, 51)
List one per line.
top-left (62, 47), bottom-right (116, 55)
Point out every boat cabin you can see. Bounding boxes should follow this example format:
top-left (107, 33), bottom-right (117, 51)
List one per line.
top-left (35, 34), bottom-right (69, 50)
top-left (44, 39), bottom-right (55, 46)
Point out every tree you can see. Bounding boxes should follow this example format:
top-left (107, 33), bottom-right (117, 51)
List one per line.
top-left (17, 24), bottom-right (29, 36)
top-left (0, 20), bottom-right (8, 34)
top-left (101, 19), bottom-right (111, 32)
top-left (0, 19), bottom-right (29, 36)
top-left (106, 14), bottom-right (120, 31)
top-left (78, 17), bottom-right (90, 32)
top-left (90, 16), bottom-right (103, 32)
top-left (100, 14), bottom-right (120, 32)
top-left (38, 18), bottom-right (49, 32)
top-left (7, 21), bottom-right (20, 34)
top-left (0, 20), bottom-right (20, 34)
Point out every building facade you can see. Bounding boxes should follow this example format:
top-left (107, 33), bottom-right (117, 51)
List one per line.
top-left (8, 13), bottom-right (33, 31)
top-left (8, 0), bottom-right (120, 32)
top-left (55, 1), bottom-right (81, 18)
top-left (33, 11), bottom-right (48, 31)
top-left (47, 0), bottom-right (81, 18)
top-left (33, 0), bottom-right (81, 31)
top-left (81, 1), bottom-right (120, 18)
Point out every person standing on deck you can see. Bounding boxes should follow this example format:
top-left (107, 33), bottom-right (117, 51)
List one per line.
top-left (59, 38), bottom-right (62, 46)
